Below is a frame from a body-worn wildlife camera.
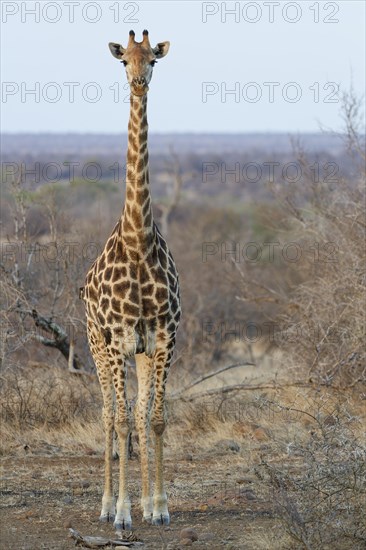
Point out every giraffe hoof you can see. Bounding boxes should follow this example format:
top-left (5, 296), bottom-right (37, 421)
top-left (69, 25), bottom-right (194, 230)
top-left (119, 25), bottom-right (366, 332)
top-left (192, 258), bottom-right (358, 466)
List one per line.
top-left (152, 513), bottom-right (170, 526)
top-left (114, 519), bottom-right (132, 531)
top-left (99, 512), bottom-right (115, 523)
top-left (142, 514), bottom-right (153, 524)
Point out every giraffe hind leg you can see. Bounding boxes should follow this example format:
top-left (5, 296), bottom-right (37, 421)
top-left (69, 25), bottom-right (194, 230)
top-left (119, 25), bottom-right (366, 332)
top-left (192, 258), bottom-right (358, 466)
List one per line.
top-left (99, 371), bottom-right (116, 523)
top-left (135, 352), bottom-right (154, 522)
top-left (109, 347), bottom-right (132, 532)
top-left (151, 346), bottom-right (173, 526)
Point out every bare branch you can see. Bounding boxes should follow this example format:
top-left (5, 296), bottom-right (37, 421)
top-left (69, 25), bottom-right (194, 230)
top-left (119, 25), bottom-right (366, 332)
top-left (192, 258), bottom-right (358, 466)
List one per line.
top-left (170, 362), bottom-right (255, 398)
top-left (18, 308), bottom-right (84, 372)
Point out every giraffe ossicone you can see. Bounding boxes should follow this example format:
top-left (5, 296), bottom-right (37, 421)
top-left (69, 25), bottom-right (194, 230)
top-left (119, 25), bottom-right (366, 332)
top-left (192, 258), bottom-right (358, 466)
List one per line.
top-left (81, 30), bottom-right (181, 531)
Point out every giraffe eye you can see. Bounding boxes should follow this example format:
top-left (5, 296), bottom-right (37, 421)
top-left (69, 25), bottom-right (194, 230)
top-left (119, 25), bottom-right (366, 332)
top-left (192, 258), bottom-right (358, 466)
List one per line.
top-left (150, 60), bottom-right (157, 67)
top-left (121, 60), bottom-right (128, 66)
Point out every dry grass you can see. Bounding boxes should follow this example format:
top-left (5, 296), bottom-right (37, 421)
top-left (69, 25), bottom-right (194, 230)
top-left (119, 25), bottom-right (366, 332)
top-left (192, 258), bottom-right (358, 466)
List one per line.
top-left (256, 398), bottom-right (366, 549)
top-left (1, 362), bottom-right (365, 549)
top-left (167, 386), bottom-right (366, 550)
top-left (0, 363), bottom-right (102, 456)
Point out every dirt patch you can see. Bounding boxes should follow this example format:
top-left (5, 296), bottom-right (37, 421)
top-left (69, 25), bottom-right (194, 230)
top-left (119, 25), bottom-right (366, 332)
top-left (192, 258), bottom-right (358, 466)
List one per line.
top-left (1, 454), bottom-right (279, 550)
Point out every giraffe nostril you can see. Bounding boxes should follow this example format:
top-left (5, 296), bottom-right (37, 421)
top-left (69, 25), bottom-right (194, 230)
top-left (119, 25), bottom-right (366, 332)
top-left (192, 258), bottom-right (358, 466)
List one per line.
top-left (133, 76), bottom-right (146, 87)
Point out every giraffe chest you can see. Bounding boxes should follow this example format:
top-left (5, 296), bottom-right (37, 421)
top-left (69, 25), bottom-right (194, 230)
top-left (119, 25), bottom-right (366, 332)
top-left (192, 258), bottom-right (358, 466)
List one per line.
top-left (82, 223), bottom-right (181, 357)
top-left (96, 271), bottom-right (171, 321)
top-left (84, 249), bottom-right (180, 356)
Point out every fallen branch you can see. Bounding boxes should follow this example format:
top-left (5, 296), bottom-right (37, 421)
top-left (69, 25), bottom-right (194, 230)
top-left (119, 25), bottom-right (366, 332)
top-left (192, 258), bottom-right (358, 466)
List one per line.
top-left (170, 381), bottom-right (320, 402)
top-left (170, 362), bottom-right (255, 399)
top-left (68, 528), bottom-right (142, 548)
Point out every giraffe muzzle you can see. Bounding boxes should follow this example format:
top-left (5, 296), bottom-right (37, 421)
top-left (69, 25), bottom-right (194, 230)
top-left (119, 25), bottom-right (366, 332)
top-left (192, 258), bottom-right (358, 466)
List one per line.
top-left (131, 76), bottom-right (149, 96)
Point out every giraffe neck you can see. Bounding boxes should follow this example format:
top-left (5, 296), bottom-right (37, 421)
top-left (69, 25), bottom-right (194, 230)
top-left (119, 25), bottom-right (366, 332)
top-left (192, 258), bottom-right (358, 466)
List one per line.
top-left (122, 94), bottom-right (153, 250)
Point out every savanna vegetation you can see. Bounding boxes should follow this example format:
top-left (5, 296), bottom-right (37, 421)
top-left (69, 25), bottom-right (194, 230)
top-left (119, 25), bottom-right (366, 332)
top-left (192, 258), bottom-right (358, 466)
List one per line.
top-left (1, 91), bottom-right (365, 549)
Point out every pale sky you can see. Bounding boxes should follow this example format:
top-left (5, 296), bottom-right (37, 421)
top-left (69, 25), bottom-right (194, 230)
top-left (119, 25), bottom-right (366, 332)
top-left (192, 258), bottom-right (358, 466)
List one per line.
top-left (1, 1), bottom-right (365, 133)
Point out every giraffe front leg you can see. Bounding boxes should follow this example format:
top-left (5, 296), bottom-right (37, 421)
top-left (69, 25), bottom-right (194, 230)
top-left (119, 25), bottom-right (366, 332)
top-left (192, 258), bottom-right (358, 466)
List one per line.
top-left (112, 360), bottom-right (132, 532)
top-left (100, 399), bottom-right (116, 523)
top-left (114, 419), bottom-right (132, 531)
top-left (135, 353), bottom-right (154, 523)
top-left (87, 323), bottom-right (116, 523)
top-left (151, 423), bottom-right (169, 526)
top-left (151, 348), bottom-right (173, 526)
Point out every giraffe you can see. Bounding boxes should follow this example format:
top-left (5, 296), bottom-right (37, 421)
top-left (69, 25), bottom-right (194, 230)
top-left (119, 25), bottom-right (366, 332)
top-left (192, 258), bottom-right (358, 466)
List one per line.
top-left (80, 30), bottom-right (181, 531)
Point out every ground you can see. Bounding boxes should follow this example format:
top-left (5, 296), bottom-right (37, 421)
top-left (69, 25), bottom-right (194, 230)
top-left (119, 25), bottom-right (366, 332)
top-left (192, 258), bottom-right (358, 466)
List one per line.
top-left (1, 452), bottom-right (276, 550)
top-left (1, 360), bottom-right (365, 549)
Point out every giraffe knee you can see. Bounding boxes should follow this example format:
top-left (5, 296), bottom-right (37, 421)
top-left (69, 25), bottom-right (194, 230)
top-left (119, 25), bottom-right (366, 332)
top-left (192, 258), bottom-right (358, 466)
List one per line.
top-left (114, 412), bottom-right (131, 438)
top-left (151, 400), bottom-right (167, 435)
top-left (115, 422), bottom-right (130, 439)
top-left (151, 419), bottom-right (166, 436)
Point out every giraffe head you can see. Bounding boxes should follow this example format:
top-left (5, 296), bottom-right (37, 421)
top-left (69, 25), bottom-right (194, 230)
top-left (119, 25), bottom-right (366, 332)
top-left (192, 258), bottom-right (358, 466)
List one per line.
top-left (109, 30), bottom-right (170, 97)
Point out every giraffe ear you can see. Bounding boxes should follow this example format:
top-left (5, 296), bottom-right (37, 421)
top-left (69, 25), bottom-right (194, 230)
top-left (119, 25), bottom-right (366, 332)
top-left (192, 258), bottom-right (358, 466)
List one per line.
top-left (152, 41), bottom-right (170, 59)
top-left (109, 42), bottom-right (126, 59)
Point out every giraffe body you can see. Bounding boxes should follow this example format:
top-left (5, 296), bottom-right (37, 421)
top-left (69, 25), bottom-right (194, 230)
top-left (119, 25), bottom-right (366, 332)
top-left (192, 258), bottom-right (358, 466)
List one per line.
top-left (82, 30), bottom-right (180, 531)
